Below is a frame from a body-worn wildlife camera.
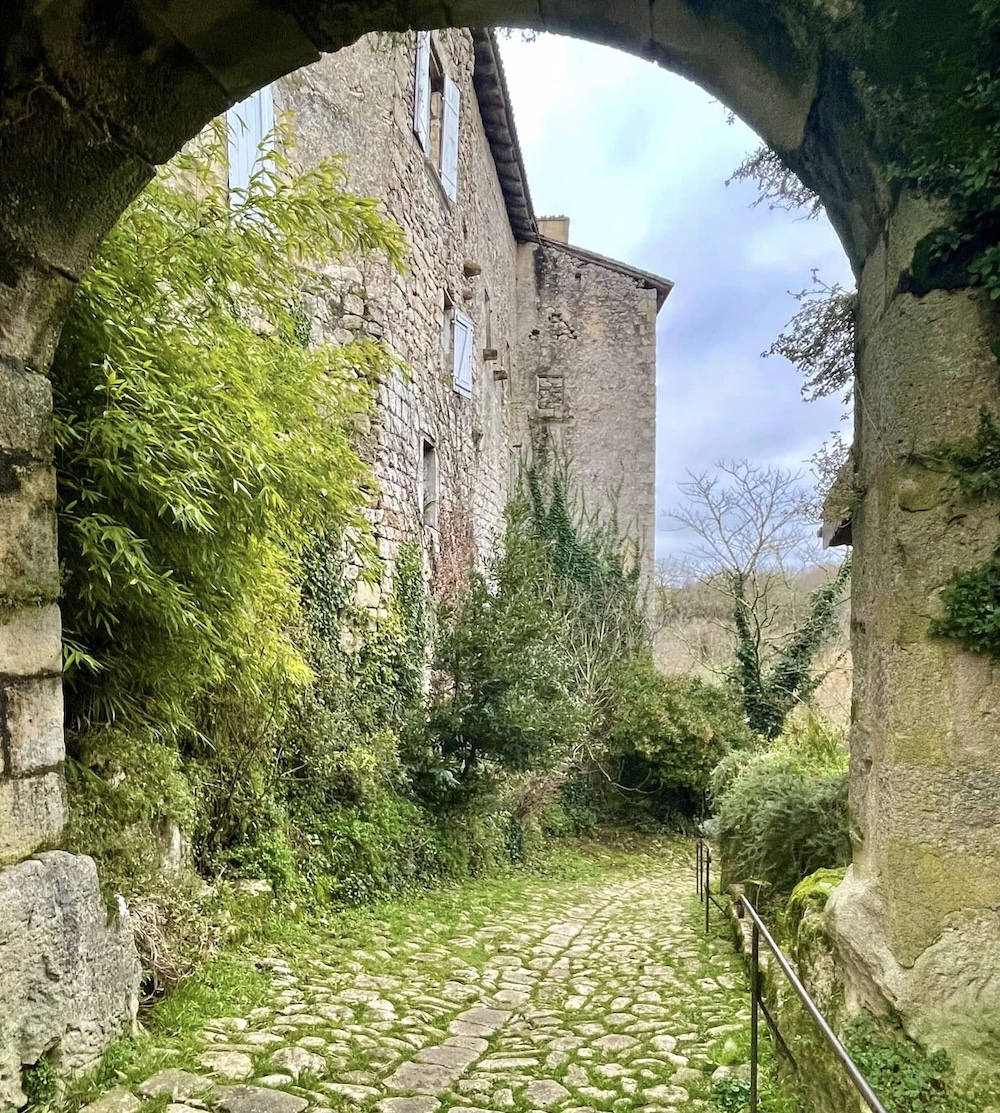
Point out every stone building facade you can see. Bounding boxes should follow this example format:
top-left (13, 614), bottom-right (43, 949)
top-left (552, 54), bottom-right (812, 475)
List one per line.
top-left (514, 226), bottom-right (668, 579)
top-left (238, 28), bottom-right (671, 590)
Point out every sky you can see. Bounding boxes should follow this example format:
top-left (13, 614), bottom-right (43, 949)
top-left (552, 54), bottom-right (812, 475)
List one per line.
top-left (497, 33), bottom-right (854, 560)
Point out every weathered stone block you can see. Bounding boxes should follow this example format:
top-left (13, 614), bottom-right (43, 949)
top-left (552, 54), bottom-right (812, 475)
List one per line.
top-left (6, 675), bottom-right (64, 774)
top-left (80, 1088), bottom-right (142, 1113)
top-left (215, 1086), bottom-right (308, 1113)
top-left (0, 460), bottom-right (59, 600)
top-left (0, 359), bottom-right (54, 458)
top-left (0, 602), bottom-right (62, 676)
top-left (0, 772), bottom-right (66, 865)
top-left (828, 868), bottom-right (1000, 1076)
top-left (0, 852), bottom-right (139, 1109)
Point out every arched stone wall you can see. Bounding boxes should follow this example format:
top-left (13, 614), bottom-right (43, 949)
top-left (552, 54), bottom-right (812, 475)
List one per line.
top-left (1, 0), bottom-right (998, 1079)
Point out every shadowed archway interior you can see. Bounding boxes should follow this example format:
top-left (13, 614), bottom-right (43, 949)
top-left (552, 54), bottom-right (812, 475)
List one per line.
top-left (2, 0), bottom-right (999, 1085)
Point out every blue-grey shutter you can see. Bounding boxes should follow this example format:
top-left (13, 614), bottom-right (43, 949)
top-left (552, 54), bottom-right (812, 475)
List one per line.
top-left (227, 84), bottom-right (273, 197)
top-left (413, 32), bottom-right (431, 152)
top-left (440, 75), bottom-right (460, 201)
top-left (453, 309), bottom-right (473, 397)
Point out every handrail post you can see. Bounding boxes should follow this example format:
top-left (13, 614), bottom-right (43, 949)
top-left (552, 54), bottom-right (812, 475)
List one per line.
top-left (705, 848), bottom-right (711, 934)
top-left (750, 920), bottom-right (759, 1113)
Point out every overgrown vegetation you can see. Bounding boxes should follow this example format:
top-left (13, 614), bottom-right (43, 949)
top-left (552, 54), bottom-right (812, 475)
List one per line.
top-left (515, 469), bottom-right (750, 830)
top-left (58, 118), bottom-right (751, 990)
top-left (55, 107), bottom-right (839, 1026)
top-left (892, 0), bottom-right (1000, 307)
top-left (733, 559), bottom-right (851, 739)
top-left (663, 461), bottom-right (851, 739)
top-left (929, 410), bottom-right (1000, 655)
top-left (605, 655), bottom-right (752, 822)
top-left (882, 0), bottom-right (1000, 660)
top-left (711, 714), bottom-right (850, 902)
top-left (843, 1016), bottom-right (1000, 1113)
top-left (414, 501), bottom-right (586, 813)
top-left (56, 124), bottom-right (492, 986)
top-left (59, 118), bottom-right (406, 908)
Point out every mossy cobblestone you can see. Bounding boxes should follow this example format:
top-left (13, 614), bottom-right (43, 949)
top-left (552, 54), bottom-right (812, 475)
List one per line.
top-left (77, 841), bottom-right (753, 1113)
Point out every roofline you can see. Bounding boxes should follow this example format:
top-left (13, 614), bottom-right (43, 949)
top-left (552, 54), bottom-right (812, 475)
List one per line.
top-left (471, 30), bottom-right (537, 241)
top-left (470, 31), bottom-right (673, 312)
top-left (535, 235), bottom-right (675, 311)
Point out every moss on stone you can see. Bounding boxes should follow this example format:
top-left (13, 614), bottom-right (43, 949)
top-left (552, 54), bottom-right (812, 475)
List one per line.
top-left (786, 866), bottom-right (846, 938)
top-left (884, 840), bottom-right (1000, 963)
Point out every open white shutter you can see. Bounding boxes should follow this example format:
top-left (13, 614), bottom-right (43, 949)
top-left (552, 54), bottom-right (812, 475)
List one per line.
top-left (258, 83), bottom-right (274, 154)
top-left (440, 75), bottom-right (460, 201)
top-left (413, 32), bottom-right (431, 152)
top-left (453, 310), bottom-right (473, 398)
top-left (227, 84), bottom-right (273, 197)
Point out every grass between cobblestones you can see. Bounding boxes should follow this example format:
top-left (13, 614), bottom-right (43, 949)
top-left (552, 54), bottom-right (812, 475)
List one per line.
top-left (63, 837), bottom-right (795, 1113)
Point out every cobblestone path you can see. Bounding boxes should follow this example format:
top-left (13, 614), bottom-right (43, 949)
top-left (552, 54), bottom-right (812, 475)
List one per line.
top-left (88, 840), bottom-right (752, 1113)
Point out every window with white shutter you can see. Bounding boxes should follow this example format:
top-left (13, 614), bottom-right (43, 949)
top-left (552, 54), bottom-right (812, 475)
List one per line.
top-left (439, 75), bottom-right (460, 202)
top-left (413, 32), bottom-right (431, 153)
top-left (227, 84), bottom-right (274, 198)
top-left (452, 309), bottom-right (474, 398)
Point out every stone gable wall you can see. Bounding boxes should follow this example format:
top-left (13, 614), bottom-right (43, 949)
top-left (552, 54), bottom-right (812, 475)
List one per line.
top-left (514, 242), bottom-right (658, 585)
top-left (278, 31), bottom-right (517, 593)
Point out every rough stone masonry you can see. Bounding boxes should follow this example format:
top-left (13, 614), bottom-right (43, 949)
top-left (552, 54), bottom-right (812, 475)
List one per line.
top-left (1, 0), bottom-right (1000, 1084)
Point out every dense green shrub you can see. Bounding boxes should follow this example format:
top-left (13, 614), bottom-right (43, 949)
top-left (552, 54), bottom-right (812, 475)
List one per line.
top-left (241, 540), bottom-right (436, 901)
top-left (714, 714), bottom-right (850, 899)
top-left (436, 468), bottom-right (751, 836)
top-left (525, 468), bottom-right (648, 732)
top-left (65, 730), bottom-right (197, 895)
top-left (414, 509), bottom-right (587, 811)
top-left (842, 1016), bottom-right (994, 1113)
top-left (541, 774), bottom-right (602, 837)
top-left (59, 121), bottom-right (413, 905)
top-left (604, 655), bottom-right (751, 822)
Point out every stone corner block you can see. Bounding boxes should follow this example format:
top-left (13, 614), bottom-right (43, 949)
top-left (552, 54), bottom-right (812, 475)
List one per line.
top-left (6, 674), bottom-right (64, 774)
top-left (0, 602), bottom-right (61, 676)
top-left (0, 460), bottom-right (59, 601)
top-left (0, 851), bottom-right (139, 1110)
top-left (0, 771), bottom-right (66, 864)
top-left (0, 358), bottom-right (54, 458)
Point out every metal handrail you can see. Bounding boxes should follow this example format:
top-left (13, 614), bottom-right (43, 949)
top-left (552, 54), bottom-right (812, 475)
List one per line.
top-left (696, 838), bottom-right (727, 932)
top-left (694, 840), bottom-right (888, 1113)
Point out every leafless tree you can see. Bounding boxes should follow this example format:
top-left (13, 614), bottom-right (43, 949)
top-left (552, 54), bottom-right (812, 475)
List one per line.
top-left (661, 462), bottom-right (848, 734)
top-left (668, 461), bottom-right (817, 578)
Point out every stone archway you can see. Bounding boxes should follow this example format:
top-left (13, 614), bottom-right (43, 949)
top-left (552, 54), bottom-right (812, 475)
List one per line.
top-left (1, 0), bottom-right (998, 1079)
